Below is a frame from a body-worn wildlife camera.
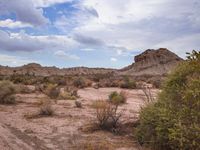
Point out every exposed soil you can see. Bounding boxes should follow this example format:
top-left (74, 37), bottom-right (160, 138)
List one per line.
top-left (0, 88), bottom-right (159, 150)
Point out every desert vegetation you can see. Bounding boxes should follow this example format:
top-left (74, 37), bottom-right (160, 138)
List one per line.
top-left (108, 91), bottom-right (127, 104)
top-left (0, 80), bottom-right (16, 104)
top-left (39, 99), bottom-right (54, 116)
top-left (136, 50), bottom-right (200, 150)
top-left (92, 100), bottom-right (124, 131)
top-left (120, 76), bottom-right (136, 89)
top-left (0, 50), bottom-right (198, 150)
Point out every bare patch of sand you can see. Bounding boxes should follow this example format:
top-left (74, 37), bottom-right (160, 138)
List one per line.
top-left (0, 88), bottom-right (158, 150)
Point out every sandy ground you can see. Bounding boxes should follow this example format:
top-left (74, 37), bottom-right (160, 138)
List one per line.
top-left (0, 87), bottom-right (159, 150)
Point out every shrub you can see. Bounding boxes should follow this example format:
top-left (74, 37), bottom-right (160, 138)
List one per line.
top-left (120, 76), bottom-right (136, 89)
top-left (0, 80), bottom-right (16, 104)
top-left (44, 84), bottom-right (60, 99)
top-left (136, 50), bottom-right (200, 150)
top-left (75, 100), bottom-right (82, 108)
top-left (108, 91), bottom-right (127, 104)
top-left (58, 87), bottom-right (78, 100)
top-left (73, 77), bottom-right (86, 88)
top-left (39, 99), bottom-right (54, 116)
top-left (58, 91), bottom-right (77, 100)
top-left (141, 87), bottom-right (155, 104)
top-left (93, 100), bottom-right (123, 130)
top-left (17, 85), bottom-right (34, 94)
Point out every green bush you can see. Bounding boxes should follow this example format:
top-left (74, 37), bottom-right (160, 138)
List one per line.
top-left (108, 91), bottom-right (127, 104)
top-left (120, 76), bottom-right (136, 89)
top-left (136, 50), bottom-right (200, 150)
top-left (0, 80), bottom-right (16, 104)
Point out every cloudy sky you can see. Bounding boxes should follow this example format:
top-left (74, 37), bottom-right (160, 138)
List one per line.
top-left (0, 0), bottom-right (199, 68)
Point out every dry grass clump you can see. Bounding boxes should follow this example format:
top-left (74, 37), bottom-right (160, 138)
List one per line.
top-left (0, 80), bottom-right (16, 104)
top-left (81, 141), bottom-right (114, 150)
top-left (73, 77), bottom-right (86, 88)
top-left (39, 99), bottom-right (54, 116)
top-left (44, 83), bottom-right (60, 99)
top-left (58, 87), bottom-right (78, 100)
top-left (17, 84), bottom-right (34, 94)
top-left (75, 100), bottom-right (82, 108)
top-left (108, 91), bottom-right (127, 104)
top-left (58, 91), bottom-right (77, 100)
top-left (42, 84), bottom-right (78, 100)
top-left (24, 99), bottom-right (54, 119)
top-left (92, 100), bottom-right (124, 131)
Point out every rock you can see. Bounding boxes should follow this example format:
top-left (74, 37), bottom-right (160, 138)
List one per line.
top-left (120, 48), bottom-right (183, 76)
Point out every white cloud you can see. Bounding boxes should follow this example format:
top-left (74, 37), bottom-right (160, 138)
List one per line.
top-left (0, 0), bottom-right (199, 63)
top-left (0, 30), bottom-right (79, 52)
top-left (110, 57), bottom-right (117, 62)
top-left (0, 0), bottom-right (48, 26)
top-left (80, 48), bottom-right (94, 51)
top-left (54, 50), bottom-right (80, 60)
top-left (0, 19), bottom-right (32, 28)
top-left (68, 0), bottom-right (200, 56)
top-left (155, 33), bottom-right (200, 58)
top-left (33, 0), bottom-right (74, 7)
top-left (0, 54), bottom-right (38, 66)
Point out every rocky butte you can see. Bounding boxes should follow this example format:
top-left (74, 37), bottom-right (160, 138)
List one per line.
top-left (120, 48), bottom-right (183, 76)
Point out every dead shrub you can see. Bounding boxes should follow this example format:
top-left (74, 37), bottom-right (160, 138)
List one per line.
top-left (92, 100), bottom-right (124, 130)
top-left (141, 86), bottom-right (155, 105)
top-left (58, 91), bottom-right (77, 100)
top-left (75, 100), bottom-right (82, 108)
top-left (44, 84), bottom-right (60, 99)
top-left (73, 77), bottom-right (86, 88)
top-left (17, 85), bottom-right (33, 94)
top-left (0, 80), bottom-right (16, 104)
top-left (58, 87), bottom-right (78, 100)
top-left (39, 99), bottom-right (54, 116)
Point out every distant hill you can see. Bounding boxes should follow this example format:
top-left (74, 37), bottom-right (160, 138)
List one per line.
top-left (120, 48), bottom-right (183, 76)
top-left (0, 48), bottom-right (183, 77)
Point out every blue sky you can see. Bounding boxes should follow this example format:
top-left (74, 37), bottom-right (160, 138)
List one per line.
top-left (0, 0), bottom-right (199, 68)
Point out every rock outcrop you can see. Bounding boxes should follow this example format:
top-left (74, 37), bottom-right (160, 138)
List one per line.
top-left (120, 48), bottom-right (183, 76)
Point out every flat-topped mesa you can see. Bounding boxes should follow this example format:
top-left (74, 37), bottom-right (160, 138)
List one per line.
top-left (120, 48), bottom-right (183, 76)
top-left (22, 63), bottom-right (42, 68)
top-left (134, 48), bottom-right (181, 63)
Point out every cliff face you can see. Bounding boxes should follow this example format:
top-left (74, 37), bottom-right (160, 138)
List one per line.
top-left (0, 48), bottom-right (183, 77)
top-left (120, 48), bottom-right (183, 76)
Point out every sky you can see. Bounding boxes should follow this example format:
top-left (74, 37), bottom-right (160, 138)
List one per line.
top-left (0, 0), bottom-right (199, 68)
